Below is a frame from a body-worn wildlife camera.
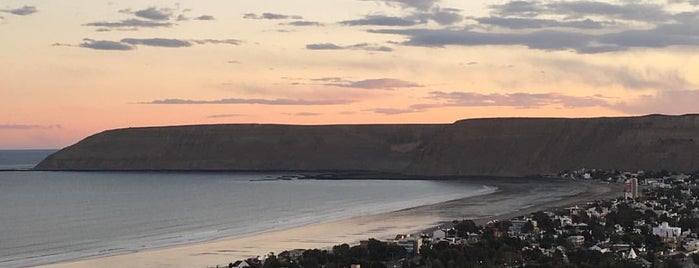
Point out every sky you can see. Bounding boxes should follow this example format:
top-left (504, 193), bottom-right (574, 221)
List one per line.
top-left (1, 0), bottom-right (698, 149)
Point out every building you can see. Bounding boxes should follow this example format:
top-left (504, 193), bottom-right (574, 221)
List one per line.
top-left (432, 229), bottom-right (448, 240)
top-left (624, 178), bottom-right (639, 199)
top-left (567, 235), bottom-right (585, 247)
top-left (396, 238), bottom-right (422, 254)
top-left (229, 260), bottom-right (250, 268)
top-left (652, 222), bottom-right (682, 238)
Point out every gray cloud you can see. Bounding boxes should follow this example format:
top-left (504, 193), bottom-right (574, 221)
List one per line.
top-left (669, 0), bottom-right (699, 6)
top-left (475, 17), bottom-right (604, 29)
top-left (326, 78), bottom-right (422, 90)
top-left (545, 1), bottom-right (670, 22)
top-left (134, 7), bottom-right (172, 21)
top-left (78, 38), bottom-right (240, 50)
top-left (0, 124), bottom-right (61, 130)
top-left (194, 15), bottom-right (215, 20)
top-left (372, 28), bottom-right (593, 51)
top-left (413, 91), bottom-right (611, 109)
top-left (121, 38), bottom-right (191, 48)
top-left (243, 13), bottom-right (302, 20)
top-left (613, 90), bottom-right (699, 115)
top-left (490, 1), bottom-right (543, 17)
top-left (191, 39), bottom-right (241, 45)
top-left (306, 43), bottom-right (343, 50)
top-left (443, 0), bottom-right (699, 54)
top-left (341, 15), bottom-right (420, 26)
top-left (1, 5), bottom-right (38, 16)
top-left (371, 23), bottom-right (699, 53)
top-left (84, 19), bottom-right (173, 29)
top-left (144, 98), bottom-right (353, 105)
top-left (285, 21), bottom-right (323, 26)
top-left (422, 8), bottom-right (463, 25)
top-left (306, 42), bottom-right (393, 52)
top-left (364, 0), bottom-right (439, 11)
top-left (80, 39), bottom-right (134, 51)
top-left (342, 8), bottom-right (463, 27)
top-left (490, 1), bottom-right (671, 22)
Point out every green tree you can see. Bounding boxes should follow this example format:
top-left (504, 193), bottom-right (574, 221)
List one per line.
top-left (263, 253), bottom-right (280, 268)
top-left (454, 220), bottom-right (479, 238)
top-left (521, 220), bottom-right (535, 233)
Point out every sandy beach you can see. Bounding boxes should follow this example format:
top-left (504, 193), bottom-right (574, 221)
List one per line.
top-left (38, 179), bottom-right (620, 268)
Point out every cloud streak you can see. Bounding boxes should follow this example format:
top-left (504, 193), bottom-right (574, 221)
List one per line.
top-left (541, 59), bottom-right (693, 90)
top-left (207, 114), bottom-right (246, 119)
top-left (368, 108), bottom-right (423, 115)
top-left (0, 124), bottom-right (61, 130)
top-left (284, 21), bottom-right (323, 26)
top-left (143, 98), bottom-right (353, 105)
top-left (84, 19), bottom-right (173, 29)
top-left (80, 39), bottom-right (134, 50)
top-left (613, 90), bottom-right (699, 115)
top-left (77, 38), bottom-right (240, 50)
top-left (1, 6), bottom-right (37, 16)
top-left (409, 91), bottom-right (611, 109)
top-left (286, 112), bottom-right (322, 116)
top-left (324, 78), bottom-right (422, 90)
top-left (364, 0), bottom-right (440, 11)
top-left (306, 43), bottom-right (393, 52)
top-left (121, 38), bottom-right (191, 48)
top-left (341, 15), bottom-right (420, 26)
top-left (243, 13), bottom-right (302, 20)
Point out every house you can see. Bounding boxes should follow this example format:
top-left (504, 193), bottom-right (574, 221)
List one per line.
top-left (432, 229), bottom-right (448, 240)
top-left (229, 260), bottom-right (250, 268)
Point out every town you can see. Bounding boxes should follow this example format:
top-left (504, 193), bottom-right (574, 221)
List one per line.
top-left (213, 169), bottom-right (699, 268)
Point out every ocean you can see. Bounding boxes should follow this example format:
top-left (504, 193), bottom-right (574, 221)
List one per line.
top-left (0, 150), bottom-right (495, 267)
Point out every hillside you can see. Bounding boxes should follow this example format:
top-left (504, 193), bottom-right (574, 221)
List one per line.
top-left (35, 115), bottom-right (699, 176)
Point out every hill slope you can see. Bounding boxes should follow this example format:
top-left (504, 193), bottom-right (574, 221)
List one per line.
top-left (36, 115), bottom-right (699, 176)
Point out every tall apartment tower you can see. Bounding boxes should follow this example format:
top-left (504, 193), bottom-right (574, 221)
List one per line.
top-left (624, 178), bottom-right (639, 199)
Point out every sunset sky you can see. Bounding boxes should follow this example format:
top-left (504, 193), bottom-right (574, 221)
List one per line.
top-left (1, 0), bottom-right (698, 149)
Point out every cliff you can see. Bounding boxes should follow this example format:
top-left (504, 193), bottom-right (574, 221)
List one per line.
top-left (36, 114), bottom-right (699, 176)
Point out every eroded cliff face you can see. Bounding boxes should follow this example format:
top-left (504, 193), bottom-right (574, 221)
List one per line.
top-left (405, 115), bottom-right (699, 176)
top-left (36, 115), bottom-right (699, 176)
top-left (35, 124), bottom-right (444, 172)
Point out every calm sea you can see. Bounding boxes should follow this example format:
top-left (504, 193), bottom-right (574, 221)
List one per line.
top-left (0, 150), bottom-right (494, 267)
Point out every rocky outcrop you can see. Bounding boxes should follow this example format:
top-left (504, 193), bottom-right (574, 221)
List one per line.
top-left (36, 115), bottom-right (699, 176)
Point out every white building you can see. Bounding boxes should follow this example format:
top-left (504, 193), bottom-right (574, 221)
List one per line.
top-left (652, 222), bottom-right (682, 238)
top-left (432, 229), bottom-right (448, 240)
top-left (230, 260), bottom-right (250, 268)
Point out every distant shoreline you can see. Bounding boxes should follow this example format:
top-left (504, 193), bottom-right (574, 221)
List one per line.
top-left (11, 169), bottom-right (556, 182)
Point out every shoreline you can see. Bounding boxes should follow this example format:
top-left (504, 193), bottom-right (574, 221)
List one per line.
top-left (37, 178), bottom-right (619, 268)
